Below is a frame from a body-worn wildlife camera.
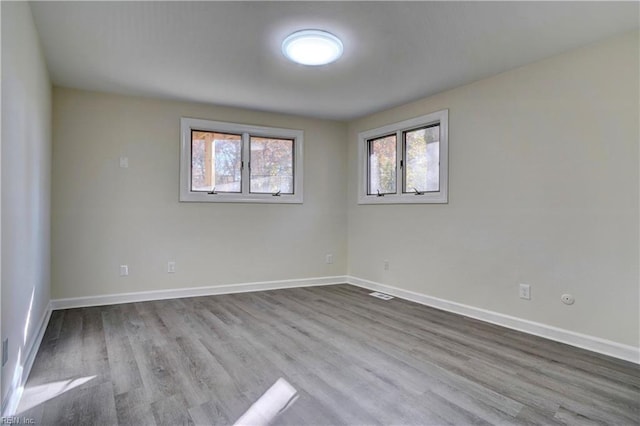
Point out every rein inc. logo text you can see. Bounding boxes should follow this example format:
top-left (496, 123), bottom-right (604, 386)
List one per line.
top-left (1, 417), bottom-right (35, 425)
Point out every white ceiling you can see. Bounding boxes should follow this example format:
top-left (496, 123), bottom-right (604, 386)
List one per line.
top-left (30, 1), bottom-right (638, 121)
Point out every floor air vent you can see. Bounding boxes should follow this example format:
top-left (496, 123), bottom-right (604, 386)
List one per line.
top-left (369, 292), bottom-right (394, 300)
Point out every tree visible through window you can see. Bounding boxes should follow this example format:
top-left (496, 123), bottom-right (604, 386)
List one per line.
top-left (368, 135), bottom-right (396, 195)
top-left (191, 131), bottom-right (241, 192)
top-left (250, 137), bottom-right (294, 194)
top-left (404, 125), bottom-right (439, 193)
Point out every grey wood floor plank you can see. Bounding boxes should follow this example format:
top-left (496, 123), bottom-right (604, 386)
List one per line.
top-left (76, 380), bottom-right (119, 426)
top-left (174, 335), bottom-right (242, 398)
top-left (23, 339), bottom-right (58, 387)
top-left (115, 386), bottom-right (158, 426)
top-left (102, 305), bottom-right (128, 343)
top-left (199, 336), bottom-right (284, 402)
top-left (104, 335), bottom-right (143, 396)
top-left (102, 305), bottom-right (144, 397)
top-left (188, 399), bottom-right (233, 426)
top-left (160, 339), bottom-right (212, 408)
top-left (80, 307), bottom-right (112, 387)
top-left (17, 284), bottom-right (640, 425)
top-left (42, 309), bottom-right (64, 343)
top-left (468, 356), bottom-right (639, 423)
top-left (151, 392), bottom-right (195, 426)
top-left (120, 302), bottom-right (151, 344)
top-left (553, 405), bottom-right (606, 426)
top-left (273, 389), bottom-right (347, 426)
top-left (33, 379), bottom-right (116, 426)
top-left (129, 338), bottom-right (182, 404)
top-left (187, 385), bottom-right (251, 426)
top-left (514, 406), bottom-right (565, 425)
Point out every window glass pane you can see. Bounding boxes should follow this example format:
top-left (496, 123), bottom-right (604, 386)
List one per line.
top-left (191, 131), bottom-right (242, 192)
top-left (404, 125), bottom-right (439, 193)
top-left (250, 137), bottom-right (294, 194)
top-left (368, 135), bottom-right (397, 194)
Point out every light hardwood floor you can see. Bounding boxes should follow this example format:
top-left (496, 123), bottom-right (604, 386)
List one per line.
top-left (17, 284), bottom-right (640, 425)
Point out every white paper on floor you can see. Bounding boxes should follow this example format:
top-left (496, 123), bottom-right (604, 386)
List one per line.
top-left (234, 377), bottom-right (299, 426)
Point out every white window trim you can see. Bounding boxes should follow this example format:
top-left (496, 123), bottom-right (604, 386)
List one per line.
top-left (180, 117), bottom-right (304, 203)
top-left (357, 109), bottom-right (448, 205)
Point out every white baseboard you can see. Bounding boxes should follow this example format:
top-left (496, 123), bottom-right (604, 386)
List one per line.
top-left (50, 276), bottom-right (349, 310)
top-left (1, 305), bottom-right (52, 417)
top-left (346, 276), bottom-right (639, 364)
top-left (44, 274), bottom-right (639, 366)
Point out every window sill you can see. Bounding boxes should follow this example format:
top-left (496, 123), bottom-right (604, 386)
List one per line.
top-left (358, 192), bottom-right (447, 204)
top-left (180, 191), bottom-right (303, 204)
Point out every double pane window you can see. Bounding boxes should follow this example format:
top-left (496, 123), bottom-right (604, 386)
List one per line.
top-left (359, 109), bottom-right (448, 204)
top-left (180, 118), bottom-right (303, 203)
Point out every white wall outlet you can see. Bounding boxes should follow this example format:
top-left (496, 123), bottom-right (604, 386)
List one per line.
top-left (384, 260), bottom-right (390, 271)
top-left (519, 283), bottom-right (531, 300)
top-left (119, 156), bottom-right (129, 168)
top-left (325, 254), bottom-right (333, 264)
top-left (119, 265), bottom-right (129, 276)
top-left (167, 261), bottom-right (176, 273)
top-left (561, 294), bottom-right (575, 305)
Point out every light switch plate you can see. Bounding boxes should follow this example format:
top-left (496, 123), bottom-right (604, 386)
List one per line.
top-left (519, 283), bottom-right (531, 300)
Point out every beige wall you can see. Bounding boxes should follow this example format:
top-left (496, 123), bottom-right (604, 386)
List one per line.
top-left (1, 1), bottom-right (52, 408)
top-left (347, 31), bottom-right (639, 347)
top-left (52, 89), bottom-right (348, 299)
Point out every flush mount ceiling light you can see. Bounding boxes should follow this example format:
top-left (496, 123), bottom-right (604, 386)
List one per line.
top-left (282, 30), bottom-right (343, 66)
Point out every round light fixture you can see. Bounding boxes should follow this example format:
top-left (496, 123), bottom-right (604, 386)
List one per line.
top-left (282, 30), bottom-right (343, 66)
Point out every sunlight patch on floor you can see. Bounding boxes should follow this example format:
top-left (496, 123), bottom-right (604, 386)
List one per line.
top-left (17, 376), bottom-right (96, 414)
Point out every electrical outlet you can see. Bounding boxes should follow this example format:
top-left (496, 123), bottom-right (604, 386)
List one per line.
top-left (519, 283), bottom-right (531, 300)
top-left (2, 339), bottom-right (8, 367)
top-left (120, 265), bottom-right (129, 276)
top-left (168, 261), bottom-right (176, 273)
top-left (325, 254), bottom-right (333, 264)
top-left (119, 156), bottom-right (129, 168)
top-left (384, 260), bottom-right (390, 271)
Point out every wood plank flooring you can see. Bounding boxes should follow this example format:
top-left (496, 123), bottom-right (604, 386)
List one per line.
top-left (17, 284), bottom-right (640, 425)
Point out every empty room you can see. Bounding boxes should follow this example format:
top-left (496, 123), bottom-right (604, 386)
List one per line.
top-left (2, 1), bottom-right (639, 425)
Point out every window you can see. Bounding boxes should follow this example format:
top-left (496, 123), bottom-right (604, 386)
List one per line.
top-left (180, 118), bottom-right (303, 203)
top-left (358, 109), bottom-right (448, 204)
top-left (249, 137), bottom-right (294, 194)
top-left (368, 134), bottom-right (397, 195)
top-left (191, 131), bottom-right (242, 193)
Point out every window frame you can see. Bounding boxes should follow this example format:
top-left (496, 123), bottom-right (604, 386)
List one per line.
top-left (358, 109), bottom-right (448, 204)
top-left (180, 117), bottom-right (304, 203)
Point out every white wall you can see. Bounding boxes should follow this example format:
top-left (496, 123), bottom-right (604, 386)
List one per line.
top-left (347, 31), bottom-right (639, 347)
top-left (51, 88), bottom-right (347, 299)
top-left (1, 1), bottom-right (52, 411)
